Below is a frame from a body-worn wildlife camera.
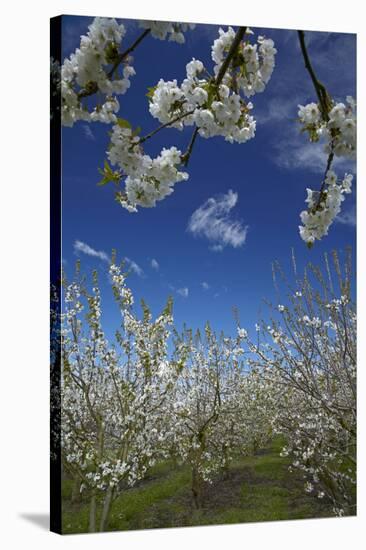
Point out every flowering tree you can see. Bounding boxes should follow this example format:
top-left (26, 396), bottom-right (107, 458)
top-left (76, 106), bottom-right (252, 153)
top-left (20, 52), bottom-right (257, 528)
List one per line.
top-left (170, 324), bottom-right (273, 507)
top-left (56, 17), bottom-right (356, 244)
top-left (61, 260), bottom-right (179, 532)
top-left (242, 250), bottom-right (356, 515)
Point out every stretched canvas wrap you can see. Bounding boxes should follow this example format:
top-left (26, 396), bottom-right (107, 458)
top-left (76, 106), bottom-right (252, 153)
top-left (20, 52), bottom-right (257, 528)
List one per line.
top-left (50, 15), bottom-right (357, 535)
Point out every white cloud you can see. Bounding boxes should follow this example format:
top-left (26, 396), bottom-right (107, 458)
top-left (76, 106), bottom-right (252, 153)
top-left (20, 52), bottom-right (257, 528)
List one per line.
top-left (83, 124), bottom-right (95, 141)
top-left (73, 242), bottom-right (144, 276)
top-left (257, 96), bottom-right (301, 126)
top-left (124, 257), bottom-right (144, 277)
top-left (151, 258), bottom-right (159, 271)
top-left (74, 240), bottom-right (110, 262)
top-left (177, 287), bottom-right (189, 298)
top-left (336, 205), bottom-right (356, 227)
top-left (201, 281), bottom-right (210, 290)
top-left (271, 127), bottom-right (356, 175)
top-left (187, 189), bottom-right (248, 250)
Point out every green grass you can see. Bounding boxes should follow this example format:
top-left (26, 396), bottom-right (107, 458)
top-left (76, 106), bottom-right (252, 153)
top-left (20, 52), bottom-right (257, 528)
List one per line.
top-left (62, 439), bottom-right (334, 533)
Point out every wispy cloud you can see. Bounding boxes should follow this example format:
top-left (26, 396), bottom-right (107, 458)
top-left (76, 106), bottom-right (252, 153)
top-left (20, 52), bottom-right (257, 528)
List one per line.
top-left (177, 287), bottom-right (189, 298)
top-left (187, 189), bottom-right (248, 251)
top-left (125, 257), bottom-right (144, 277)
top-left (83, 124), bottom-right (95, 141)
top-left (270, 126), bottom-right (356, 174)
top-left (74, 240), bottom-right (110, 262)
top-left (336, 205), bottom-right (356, 227)
top-left (201, 281), bottom-right (210, 290)
top-left (151, 258), bottom-right (159, 271)
top-left (73, 240), bottom-right (144, 276)
top-left (257, 96), bottom-right (300, 126)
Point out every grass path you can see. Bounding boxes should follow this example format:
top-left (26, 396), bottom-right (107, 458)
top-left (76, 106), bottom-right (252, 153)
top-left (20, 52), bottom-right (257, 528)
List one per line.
top-left (62, 440), bottom-right (333, 533)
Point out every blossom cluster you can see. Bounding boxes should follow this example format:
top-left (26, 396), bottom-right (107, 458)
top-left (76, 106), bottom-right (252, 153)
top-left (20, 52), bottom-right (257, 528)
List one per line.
top-left (139, 20), bottom-right (196, 43)
top-left (298, 170), bottom-right (353, 245)
top-left (212, 27), bottom-right (277, 97)
top-left (298, 97), bottom-right (356, 159)
top-left (297, 97), bottom-right (356, 244)
top-left (61, 18), bottom-right (135, 127)
top-left (149, 72), bottom-right (256, 143)
top-left (60, 17), bottom-right (195, 127)
top-left (148, 27), bottom-right (276, 145)
top-left (107, 125), bottom-right (188, 211)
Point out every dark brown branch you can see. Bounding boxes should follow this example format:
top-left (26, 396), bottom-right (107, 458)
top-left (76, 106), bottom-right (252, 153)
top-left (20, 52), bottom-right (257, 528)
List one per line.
top-left (215, 26), bottom-right (247, 86)
top-left (139, 109), bottom-right (195, 144)
top-left (315, 150), bottom-right (335, 208)
top-left (108, 28), bottom-right (151, 78)
top-left (181, 127), bottom-right (199, 166)
top-left (178, 26), bottom-right (247, 166)
top-left (297, 30), bottom-right (331, 122)
top-left (77, 28), bottom-right (151, 100)
top-left (298, 31), bottom-right (339, 214)
top-left (138, 27), bottom-right (248, 164)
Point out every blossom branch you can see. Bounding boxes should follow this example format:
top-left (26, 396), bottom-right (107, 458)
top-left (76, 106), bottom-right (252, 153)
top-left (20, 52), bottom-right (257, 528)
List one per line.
top-left (108, 28), bottom-right (151, 78)
top-left (181, 127), bottom-right (199, 166)
top-left (77, 28), bottom-right (151, 100)
top-left (138, 109), bottom-right (195, 144)
top-left (297, 31), bottom-right (355, 245)
top-left (215, 26), bottom-right (247, 86)
top-left (297, 30), bottom-right (331, 122)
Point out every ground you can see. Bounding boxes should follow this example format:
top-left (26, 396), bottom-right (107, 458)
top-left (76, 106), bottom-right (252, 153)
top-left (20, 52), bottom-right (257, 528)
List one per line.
top-left (61, 438), bottom-right (335, 533)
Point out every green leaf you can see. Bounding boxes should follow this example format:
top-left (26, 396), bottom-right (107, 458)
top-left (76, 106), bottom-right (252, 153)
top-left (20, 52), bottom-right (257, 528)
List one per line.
top-left (104, 160), bottom-right (113, 175)
top-left (116, 118), bottom-right (132, 129)
top-left (97, 177), bottom-right (110, 187)
top-left (132, 126), bottom-right (142, 137)
top-left (146, 85), bottom-right (157, 101)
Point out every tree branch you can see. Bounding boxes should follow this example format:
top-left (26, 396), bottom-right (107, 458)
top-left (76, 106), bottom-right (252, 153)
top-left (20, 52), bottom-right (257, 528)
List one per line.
top-left (215, 27), bottom-right (247, 86)
top-left (137, 27), bottom-right (248, 164)
top-left (298, 30), bottom-right (338, 211)
top-left (77, 28), bottom-right (151, 100)
top-left (108, 28), bottom-right (151, 78)
top-left (178, 26), bottom-right (247, 166)
top-left (181, 127), bottom-right (199, 166)
top-left (297, 30), bottom-right (331, 122)
top-left (138, 109), bottom-right (195, 144)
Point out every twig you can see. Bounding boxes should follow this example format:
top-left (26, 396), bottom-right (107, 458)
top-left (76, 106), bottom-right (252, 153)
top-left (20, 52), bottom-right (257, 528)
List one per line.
top-left (315, 150), bottom-right (335, 208)
top-left (298, 30), bottom-right (337, 210)
top-left (179, 26), bottom-right (247, 165)
top-left (297, 30), bottom-right (331, 122)
top-left (108, 28), bottom-right (151, 78)
top-left (215, 27), bottom-right (247, 86)
top-left (138, 109), bottom-right (195, 144)
top-left (140, 27), bottom-right (248, 164)
top-left (181, 127), bottom-right (199, 166)
top-left (77, 28), bottom-right (151, 100)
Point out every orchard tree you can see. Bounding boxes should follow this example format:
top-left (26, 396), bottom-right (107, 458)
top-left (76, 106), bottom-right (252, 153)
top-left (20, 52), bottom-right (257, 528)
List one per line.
top-left (170, 323), bottom-right (272, 508)
top-left (61, 259), bottom-right (179, 532)
top-left (242, 250), bottom-right (356, 515)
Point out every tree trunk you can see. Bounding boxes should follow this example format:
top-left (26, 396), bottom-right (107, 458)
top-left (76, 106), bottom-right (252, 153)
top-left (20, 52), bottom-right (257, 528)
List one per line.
top-left (99, 486), bottom-right (114, 532)
top-left (191, 466), bottom-right (202, 509)
top-left (71, 476), bottom-right (82, 504)
top-left (221, 445), bottom-right (230, 479)
top-left (89, 494), bottom-right (97, 533)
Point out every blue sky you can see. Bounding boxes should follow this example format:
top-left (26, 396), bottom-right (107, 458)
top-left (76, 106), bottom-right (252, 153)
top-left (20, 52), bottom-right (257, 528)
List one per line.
top-left (61, 15), bottom-right (356, 339)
